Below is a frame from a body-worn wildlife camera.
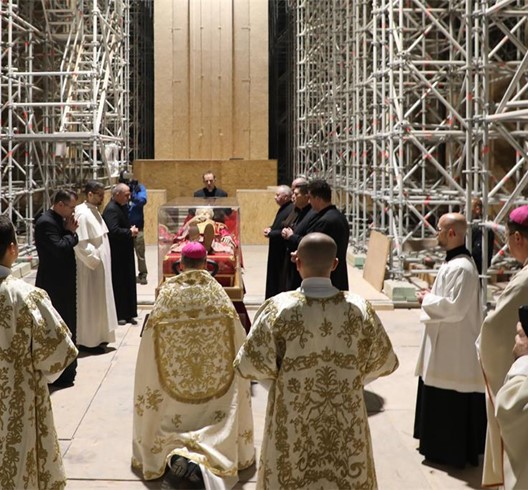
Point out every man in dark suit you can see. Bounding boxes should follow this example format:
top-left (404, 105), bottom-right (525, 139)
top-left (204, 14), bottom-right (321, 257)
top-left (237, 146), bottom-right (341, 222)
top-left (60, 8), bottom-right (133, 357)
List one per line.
top-left (102, 183), bottom-right (138, 326)
top-left (282, 183), bottom-right (317, 290)
top-left (35, 189), bottom-right (79, 387)
top-left (304, 179), bottom-right (350, 290)
top-left (264, 185), bottom-right (293, 298)
top-left (193, 171), bottom-right (228, 197)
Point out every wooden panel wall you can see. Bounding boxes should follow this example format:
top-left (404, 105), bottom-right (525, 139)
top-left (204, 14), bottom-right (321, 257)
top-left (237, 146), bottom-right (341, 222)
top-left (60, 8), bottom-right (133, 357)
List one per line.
top-left (144, 189), bottom-right (168, 245)
top-left (154, 0), bottom-right (268, 160)
top-left (133, 159), bottom-right (277, 201)
top-left (237, 189), bottom-right (277, 245)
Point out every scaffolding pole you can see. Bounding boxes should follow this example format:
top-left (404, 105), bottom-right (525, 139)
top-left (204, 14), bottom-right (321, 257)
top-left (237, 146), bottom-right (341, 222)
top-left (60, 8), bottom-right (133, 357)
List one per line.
top-left (291, 0), bottom-right (528, 285)
top-left (0, 0), bottom-right (130, 244)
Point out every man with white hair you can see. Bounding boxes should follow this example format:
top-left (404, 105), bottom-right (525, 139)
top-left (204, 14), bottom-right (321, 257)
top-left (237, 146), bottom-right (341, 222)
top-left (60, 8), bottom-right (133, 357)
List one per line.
top-left (263, 184), bottom-right (293, 298)
top-left (102, 183), bottom-right (139, 326)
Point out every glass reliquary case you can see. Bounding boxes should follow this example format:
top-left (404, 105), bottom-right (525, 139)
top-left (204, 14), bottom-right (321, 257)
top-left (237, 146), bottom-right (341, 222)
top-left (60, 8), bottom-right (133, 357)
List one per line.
top-left (158, 197), bottom-right (243, 301)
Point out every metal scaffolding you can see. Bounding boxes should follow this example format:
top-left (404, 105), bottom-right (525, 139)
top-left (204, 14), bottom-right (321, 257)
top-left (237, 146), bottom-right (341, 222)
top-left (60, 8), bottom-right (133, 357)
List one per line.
top-left (0, 0), bottom-right (130, 243)
top-left (292, 0), bottom-right (528, 284)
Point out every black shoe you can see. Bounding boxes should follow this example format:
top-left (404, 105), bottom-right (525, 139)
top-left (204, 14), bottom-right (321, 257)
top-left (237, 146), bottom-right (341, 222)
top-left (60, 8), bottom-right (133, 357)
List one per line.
top-left (161, 456), bottom-right (188, 490)
top-left (78, 345), bottom-right (106, 355)
top-left (138, 275), bottom-right (148, 285)
top-left (185, 462), bottom-right (205, 489)
top-left (49, 378), bottom-right (75, 390)
top-left (127, 318), bottom-right (138, 325)
top-left (118, 319), bottom-right (127, 326)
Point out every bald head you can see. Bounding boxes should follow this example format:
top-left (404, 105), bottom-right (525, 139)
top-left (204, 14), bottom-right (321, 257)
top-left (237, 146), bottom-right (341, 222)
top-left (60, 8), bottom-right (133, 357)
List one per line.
top-left (297, 233), bottom-right (338, 279)
top-left (437, 212), bottom-right (467, 250)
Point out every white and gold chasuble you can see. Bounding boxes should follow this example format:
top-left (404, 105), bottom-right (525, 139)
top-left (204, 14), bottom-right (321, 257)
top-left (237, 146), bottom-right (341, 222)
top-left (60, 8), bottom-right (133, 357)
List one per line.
top-left (0, 273), bottom-right (78, 490)
top-left (132, 269), bottom-right (255, 486)
top-left (235, 288), bottom-right (399, 490)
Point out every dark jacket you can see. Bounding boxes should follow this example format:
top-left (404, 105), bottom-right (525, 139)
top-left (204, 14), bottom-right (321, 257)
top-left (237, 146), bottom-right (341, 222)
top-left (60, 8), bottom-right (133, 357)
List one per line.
top-left (35, 209), bottom-right (78, 332)
top-left (102, 200), bottom-right (137, 320)
top-left (306, 205), bottom-right (350, 290)
top-left (193, 187), bottom-right (228, 198)
top-left (265, 202), bottom-right (294, 298)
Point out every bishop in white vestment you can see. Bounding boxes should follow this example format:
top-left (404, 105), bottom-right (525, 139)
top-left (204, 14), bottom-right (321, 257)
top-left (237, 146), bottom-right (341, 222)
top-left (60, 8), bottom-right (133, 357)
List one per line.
top-left (74, 181), bottom-right (117, 348)
top-left (132, 242), bottom-right (255, 489)
top-left (235, 233), bottom-right (399, 490)
top-left (479, 205), bottom-right (528, 487)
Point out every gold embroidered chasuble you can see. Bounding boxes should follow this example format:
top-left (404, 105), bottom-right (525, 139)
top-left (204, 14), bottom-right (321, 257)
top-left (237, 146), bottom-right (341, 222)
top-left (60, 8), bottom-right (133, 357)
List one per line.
top-left (234, 291), bottom-right (399, 490)
top-left (0, 274), bottom-right (78, 490)
top-left (132, 270), bottom-right (255, 482)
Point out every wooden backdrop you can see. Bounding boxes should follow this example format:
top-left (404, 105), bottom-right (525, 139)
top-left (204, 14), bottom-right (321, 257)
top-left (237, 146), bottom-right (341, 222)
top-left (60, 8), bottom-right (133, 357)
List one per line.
top-left (154, 0), bottom-right (268, 160)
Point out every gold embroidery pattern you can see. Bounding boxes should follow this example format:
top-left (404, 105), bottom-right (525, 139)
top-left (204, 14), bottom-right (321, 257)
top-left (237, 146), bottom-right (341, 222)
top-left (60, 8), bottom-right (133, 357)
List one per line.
top-left (0, 279), bottom-right (69, 490)
top-left (337, 303), bottom-right (364, 348)
top-left (275, 361), bottom-right (375, 488)
top-left (361, 302), bottom-right (398, 377)
top-left (145, 270), bottom-right (237, 334)
top-left (234, 301), bottom-right (278, 378)
top-left (154, 317), bottom-right (235, 403)
top-left (275, 305), bottom-right (313, 349)
top-left (240, 429), bottom-right (253, 444)
top-left (213, 411), bottom-right (226, 423)
top-left (239, 291), bottom-right (396, 489)
top-left (133, 270), bottom-right (254, 482)
top-left (1, 306), bottom-right (30, 489)
top-left (171, 414), bottom-right (182, 428)
top-left (135, 387), bottom-right (163, 416)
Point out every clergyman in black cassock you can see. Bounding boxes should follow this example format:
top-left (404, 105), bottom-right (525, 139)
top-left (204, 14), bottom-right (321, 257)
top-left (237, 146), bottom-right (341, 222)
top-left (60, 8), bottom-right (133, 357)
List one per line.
top-left (305, 179), bottom-right (350, 291)
top-left (102, 184), bottom-right (138, 324)
top-left (35, 189), bottom-right (79, 386)
top-left (264, 185), bottom-right (293, 298)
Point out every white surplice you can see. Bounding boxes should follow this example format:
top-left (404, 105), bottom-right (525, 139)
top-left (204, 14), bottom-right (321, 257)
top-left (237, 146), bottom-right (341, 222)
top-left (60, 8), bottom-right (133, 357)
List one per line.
top-left (415, 253), bottom-right (484, 393)
top-left (132, 270), bottom-right (255, 489)
top-left (234, 278), bottom-right (399, 490)
top-left (0, 267), bottom-right (78, 489)
top-left (74, 201), bottom-right (117, 347)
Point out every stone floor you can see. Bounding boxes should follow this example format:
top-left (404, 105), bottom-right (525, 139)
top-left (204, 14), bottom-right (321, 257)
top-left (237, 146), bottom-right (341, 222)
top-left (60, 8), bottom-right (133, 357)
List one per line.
top-left (32, 245), bottom-right (486, 489)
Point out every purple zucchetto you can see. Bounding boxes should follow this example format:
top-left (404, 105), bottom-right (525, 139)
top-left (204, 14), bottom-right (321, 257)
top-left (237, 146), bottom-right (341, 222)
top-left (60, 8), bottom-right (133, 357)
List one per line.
top-left (509, 205), bottom-right (528, 228)
top-left (181, 241), bottom-right (207, 259)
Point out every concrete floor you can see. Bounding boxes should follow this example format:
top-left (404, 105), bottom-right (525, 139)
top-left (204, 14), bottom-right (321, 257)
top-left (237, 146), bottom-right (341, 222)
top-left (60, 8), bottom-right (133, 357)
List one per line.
top-left (35, 245), bottom-right (485, 489)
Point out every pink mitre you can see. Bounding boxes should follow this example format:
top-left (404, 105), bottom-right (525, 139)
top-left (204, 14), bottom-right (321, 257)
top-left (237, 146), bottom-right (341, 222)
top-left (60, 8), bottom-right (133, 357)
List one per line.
top-left (509, 205), bottom-right (528, 227)
top-left (181, 241), bottom-right (207, 259)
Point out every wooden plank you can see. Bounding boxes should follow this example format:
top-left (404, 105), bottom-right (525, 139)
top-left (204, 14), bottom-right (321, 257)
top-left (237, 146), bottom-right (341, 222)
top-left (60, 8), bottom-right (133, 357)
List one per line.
top-left (172, 0), bottom-right (190, 158)
top-left (189, 0), bottom-right (202, 158)
top-left (237, 189), bottom-right (277, 245)
top-left (214, 0), bottom-right (233, 158)
top-left (233, 0), bottom-right (251, 159)
top-left (154, 0), bottom-right (175, 159)
top-left (144, 189), bottom-right (168, 245)
top-left (363, 230), bottom-right (392, 291)
top-left (200, 0), bottom-right (213, 159)
top-left (248, 0), bottom-right (268, 159)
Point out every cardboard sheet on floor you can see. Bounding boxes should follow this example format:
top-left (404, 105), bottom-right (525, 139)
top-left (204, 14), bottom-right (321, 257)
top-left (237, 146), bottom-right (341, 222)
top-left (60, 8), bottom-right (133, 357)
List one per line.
top-left (363, 231), bottom-right (392, 291)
